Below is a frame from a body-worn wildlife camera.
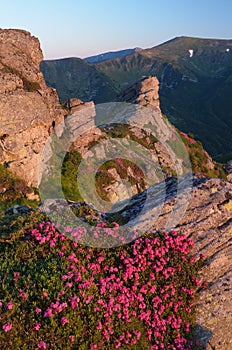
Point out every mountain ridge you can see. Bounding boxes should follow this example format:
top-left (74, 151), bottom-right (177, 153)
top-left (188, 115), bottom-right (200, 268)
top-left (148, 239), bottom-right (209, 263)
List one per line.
top-left (84, 47), bottom-right (142, 64)
top-left (40, 36), bottom-right (232, 161)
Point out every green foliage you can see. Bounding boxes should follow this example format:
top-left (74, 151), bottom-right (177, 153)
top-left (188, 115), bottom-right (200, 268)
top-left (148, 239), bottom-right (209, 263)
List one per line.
top-left (0, 211), bottom-right (47, 243)
top-left (0, 165), bottom-right (39, 213)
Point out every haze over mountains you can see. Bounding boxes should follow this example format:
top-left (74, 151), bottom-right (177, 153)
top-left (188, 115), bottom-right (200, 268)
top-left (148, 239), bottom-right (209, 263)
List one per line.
top-left (41, 36), bottom-right (232, 162)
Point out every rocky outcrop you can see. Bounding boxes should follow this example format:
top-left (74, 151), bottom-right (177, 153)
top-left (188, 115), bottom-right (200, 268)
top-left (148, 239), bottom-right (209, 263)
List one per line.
top-left (118, 76), bottom-right (161, 112)
top-left (0, 29), bottom-right (65, 186)
top-left (103, 176), bottom-right (232, 349)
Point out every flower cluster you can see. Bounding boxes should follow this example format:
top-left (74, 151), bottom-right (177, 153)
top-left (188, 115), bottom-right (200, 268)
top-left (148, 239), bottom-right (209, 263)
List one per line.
top-left (0, 221), bottom-right (205, 349)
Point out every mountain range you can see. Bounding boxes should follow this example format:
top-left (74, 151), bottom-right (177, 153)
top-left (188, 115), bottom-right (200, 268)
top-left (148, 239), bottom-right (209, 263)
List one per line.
top-left (40, 36), bottom-right (232, 162)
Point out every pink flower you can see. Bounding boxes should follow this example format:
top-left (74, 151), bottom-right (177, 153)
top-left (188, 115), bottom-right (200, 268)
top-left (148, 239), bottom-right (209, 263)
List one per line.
top-left (33, 322), bottom-right (41, 331)
top-left (35, 308), bottom-right (42, 313)
top-left (61, 317), bottom-right (69, 325)
top-left (19, 291), bottom-right (27, 298)
top-left (49, 240), bottom-right (56, 247)
top-left (114, 340), bottom-right (121, 348)
top-left (85, 294), bottom-right (94, 304)
top-left (65, 282), bottom-right (73, 288)
top-left (58, 290), bottom-right (65, 297)
top-left (42, 291), bottom-right (48, 298)
top-left (37, 341), bottom-right (47, 349)
top-left (44, 308), bottom-right (53, 317)
top-left (69, 335), bottom-right (75, 342)
top-left (96, 322), bottom-right (103, 330)
top-left (70, 296), bottom-right (80, 308)
top-left (6, 302), bottom-right (14, 310)
top-left (3, 322), bottom-right (12, 332)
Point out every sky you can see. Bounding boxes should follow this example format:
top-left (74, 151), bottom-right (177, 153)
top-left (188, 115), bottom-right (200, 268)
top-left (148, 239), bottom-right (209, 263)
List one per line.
top-left (1, 0), bottom-right (231, 59)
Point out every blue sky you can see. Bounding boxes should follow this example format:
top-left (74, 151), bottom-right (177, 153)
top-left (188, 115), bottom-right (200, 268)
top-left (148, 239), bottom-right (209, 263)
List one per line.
top-left (1, 0), bottom-right (231, 59)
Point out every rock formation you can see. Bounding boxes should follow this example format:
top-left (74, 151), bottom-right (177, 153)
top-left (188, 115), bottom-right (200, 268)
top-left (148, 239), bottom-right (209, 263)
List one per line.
top-left (0, 29), bottom-right (65, 187)
top-left (118, 76), bottom-right (161, 112)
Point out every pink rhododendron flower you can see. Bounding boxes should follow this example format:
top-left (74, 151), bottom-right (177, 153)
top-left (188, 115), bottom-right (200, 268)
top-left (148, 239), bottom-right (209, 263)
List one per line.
top-left (44, 308), bottom-right (53, 317)
top-left (19, 291), bottom-right (27, 298)
top-left (61, 317), bottom-right (69, 325)
top-left (3, 322), bottom-right (12, 332)
top-left (69, 335), bottom-right (75, 342)
top-left (33, 322), bottom-right (41, 331)
top-left (6, 302), bottom-right (14, 310)
top-left (37, 341), bottom-right (47, 349)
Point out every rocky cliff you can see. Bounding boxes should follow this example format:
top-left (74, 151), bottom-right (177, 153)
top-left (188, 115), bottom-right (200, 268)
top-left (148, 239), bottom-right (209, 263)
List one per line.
top-left (0, 29), bottom-right (65, 187)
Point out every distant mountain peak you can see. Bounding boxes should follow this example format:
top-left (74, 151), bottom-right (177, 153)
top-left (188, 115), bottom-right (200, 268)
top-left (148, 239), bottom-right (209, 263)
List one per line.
top-left (84, 48), bottom-right (141, 64)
